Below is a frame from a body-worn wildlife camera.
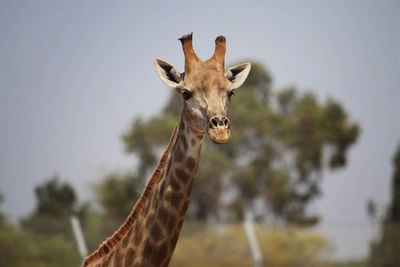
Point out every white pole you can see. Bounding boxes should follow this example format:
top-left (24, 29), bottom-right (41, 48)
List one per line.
top-left (70, 215), bottom-right (88, 259)
top-left (243, 211), bottom-right (263, 267)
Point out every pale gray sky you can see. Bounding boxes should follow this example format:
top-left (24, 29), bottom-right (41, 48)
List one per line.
top-left (1, 0), bottom-right (399, 240)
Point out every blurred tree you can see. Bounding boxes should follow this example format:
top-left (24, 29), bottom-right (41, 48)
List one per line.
top-left (369, 143), bottom-right (400, 266)
top-left (91, 172), bottom-right (144, 236)
top-left (34, 175), bottom-right (76, 217)
top-left (21, 175), bottom-right (82, 240)
top-left (120, 61), bottom-right (359, 225)
top-left (190, 147), bottom-right (229, 221)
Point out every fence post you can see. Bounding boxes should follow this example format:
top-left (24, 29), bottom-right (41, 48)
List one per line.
top-left (70, 215), bottom-right (88, 260)
top-left (243, 211), bottom-right (263, 267)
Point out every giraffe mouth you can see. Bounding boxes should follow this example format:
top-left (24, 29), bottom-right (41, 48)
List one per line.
top-left (206, 115), bottom-right (231, 144)
top-left (207, 127), bottom-right (231, 144)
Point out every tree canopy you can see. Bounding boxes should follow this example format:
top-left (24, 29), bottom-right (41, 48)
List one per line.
top-left (21, 175), bottom-right (82, 239)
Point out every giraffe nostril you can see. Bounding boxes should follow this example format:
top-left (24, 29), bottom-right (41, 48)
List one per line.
top-left (209, 117), bottom-right (230, 129)
top-left (211, 118), bottom-right (218, 128)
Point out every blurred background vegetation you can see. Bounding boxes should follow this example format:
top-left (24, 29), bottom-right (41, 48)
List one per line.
top-left (0, 61), bottom-right (398, 267)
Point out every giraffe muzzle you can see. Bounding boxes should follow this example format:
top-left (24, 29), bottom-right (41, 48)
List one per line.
top-left (207, 116), bottom-right (231, 144)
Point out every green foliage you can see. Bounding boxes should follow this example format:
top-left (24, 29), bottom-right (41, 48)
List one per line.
top-left (33, 175), bottom-right (77, 217)
top-left (93, 172), bottom-right (143, 220)
top-left (122, 113), bottom-right (177, 177)
top-left (22, 214), bottom-right (76, 240)
top-left (21, 176), bottom-right (81, 239)
top-left (190, 147), bottom-right (229, 221)
top-left (121, 61), bottom-right (360, 225)
top-left (369, 143), bottom-right (400, 266)
top-left (170, 223), bottom-right (331, 267)
top-left (0, 224), bottom-right (81, 267)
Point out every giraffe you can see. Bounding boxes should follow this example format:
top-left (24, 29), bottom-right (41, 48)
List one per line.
top-left (82, 33), bottom-right (251, 267)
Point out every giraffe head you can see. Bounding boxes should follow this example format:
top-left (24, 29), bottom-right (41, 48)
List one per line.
top-left (154, 33), bottom-right (251, 144)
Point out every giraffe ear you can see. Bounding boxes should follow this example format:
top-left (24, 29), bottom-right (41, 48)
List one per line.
top-left (225, 62), bottom-right (251, 89)
top-left (154, 59), bottom-right (182, 88)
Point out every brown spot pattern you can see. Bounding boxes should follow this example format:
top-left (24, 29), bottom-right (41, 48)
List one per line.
top-left (150, 242), bottom-right (168, 265)
top-left (175, 168), bottom-right (190, 184)
top-left (174, 147), bottom-right (184, 162)
top-left (158, 206), bottom-right (168, 224)
top-left (143, 244), bottom-right (153, 259)
top-left (151, 222), bottom-right (163, 242)
top-left (123, 247), bottom-right (136, 267)
top-left (133, 227), bottom-right (143, 246)
top-left (171, 192), bottom-right (183, 209)
top-left (145, 215), bottom-right (153, 228)
top-left (167, 214), bottom-right (177, 233)
top-left (181, 135), bottom-right (188, 151)
top-left (164, 190), bottom-right (172, 203)
top-left (169, 177), bottom-right (181, 191)
top-left (186, 157), bottom-right (196, 172)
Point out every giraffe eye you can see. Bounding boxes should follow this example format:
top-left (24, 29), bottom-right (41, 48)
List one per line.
top-left (181, 89), bottom-right (193, 100)
top-left (228, 90), bottom-right (235, 101)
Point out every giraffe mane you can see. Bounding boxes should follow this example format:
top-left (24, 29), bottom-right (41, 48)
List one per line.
top-left (82, 125), bottom-right (179, 267)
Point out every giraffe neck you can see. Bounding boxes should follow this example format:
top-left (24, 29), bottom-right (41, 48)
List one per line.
top-left (85, 116), bottom-right (205, 267)
top-left (140, 117), bottom-right (204, 266)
